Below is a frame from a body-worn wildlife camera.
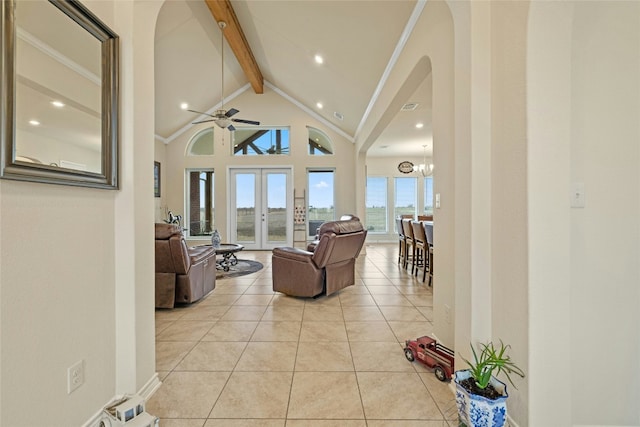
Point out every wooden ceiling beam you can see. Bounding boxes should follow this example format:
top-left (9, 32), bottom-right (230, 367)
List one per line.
top-left (204, 0), bottom-right (264, 94)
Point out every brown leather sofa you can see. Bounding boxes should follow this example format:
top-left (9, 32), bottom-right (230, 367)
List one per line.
top-left (272, 218), bottom-right (367, 297)
top-left (155, 223), bottom-right (216, 308)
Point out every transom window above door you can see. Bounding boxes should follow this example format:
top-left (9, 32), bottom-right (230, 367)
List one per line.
top-left (232, 127), bottom-right (290, 155)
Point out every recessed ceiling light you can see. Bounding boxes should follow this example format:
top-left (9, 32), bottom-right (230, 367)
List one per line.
top-left (316, 102), bottom-right (323, 109)
top-left (51, 101), bottom-right (65, 108)
top-left (29, 120), bottom-right (40, 126)
top-left (180, 102), bottom-right (189, 110)
top-left (415, 123), bottom-right (424, 129)
top-left (314, 54), bottom-right (324, 64)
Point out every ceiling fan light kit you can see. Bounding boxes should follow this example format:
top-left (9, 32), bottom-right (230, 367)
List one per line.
top-left (187, 20), bottom-right (260, 131)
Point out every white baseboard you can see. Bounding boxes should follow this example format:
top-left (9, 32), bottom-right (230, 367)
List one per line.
top-left (507, 415), bottom-right (520, 427)
top-left (82, 373), bottom-right (162, 427)
top-left (138, 373), bottom-right (162, 401)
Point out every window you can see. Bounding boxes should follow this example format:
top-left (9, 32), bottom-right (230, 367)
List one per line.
top-left (187, 127), bottom-right (214, 156)
top-left (394, 177), bottom-right (417, 219)
top-left (307, 170), bottom-right (335, 235)
top-left (366, 177), bottom-right (387, 233)
top-left (187, 169), bottom-right (214, 236)
top-left (232, 127), bottom-right (290, 155)
top-left (307, 126), bottom-right (333, 155)
top-left (424, 176), bottom-right (434, 215)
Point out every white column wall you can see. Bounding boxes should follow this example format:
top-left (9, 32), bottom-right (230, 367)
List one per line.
top-left (528, 1), bottom-right (640, 425)
top-left (569, 2), bottom-right (640, 425)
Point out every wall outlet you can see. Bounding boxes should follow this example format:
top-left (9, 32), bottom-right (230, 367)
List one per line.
top-left (67, 360), bottom-right (84, 394)
top-left (444, 304), bottom-right (451, 324)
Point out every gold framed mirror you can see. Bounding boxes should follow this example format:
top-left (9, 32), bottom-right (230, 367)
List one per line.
top-left (1, 0), bottom-right (119, 189)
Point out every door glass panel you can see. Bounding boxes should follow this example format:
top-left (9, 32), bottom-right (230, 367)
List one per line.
top-left (236, 173), bottom-right (255, 243)
top-left (267, 173), bottom-right (287, 243)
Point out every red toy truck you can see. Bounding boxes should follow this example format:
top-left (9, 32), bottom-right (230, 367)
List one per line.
top-left (404, 336), bottom-right (455, 382)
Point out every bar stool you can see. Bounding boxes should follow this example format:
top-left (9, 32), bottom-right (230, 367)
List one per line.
top-left (423, 222), bottom-right (434, 286)
top-left (411, 220), bottom-right (429, 282)
top-left (396, 217), bottom-right (406, 265)
top-left (401, 218), bottom-right (416, 272)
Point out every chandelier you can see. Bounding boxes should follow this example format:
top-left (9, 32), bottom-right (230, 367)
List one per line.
top-left (414, 144), bottom-right (434, 177)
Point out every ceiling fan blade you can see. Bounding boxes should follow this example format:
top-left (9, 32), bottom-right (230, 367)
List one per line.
top-left (232, 118), bottom-right (260, 125)
top-left (192, 119), bottom-right (215, 124)
top-left (225, 108), bottom-right (239, 118)
top-left (187, 109), bottom-right (214, 118)
top-left (227, 124), bottom-right (236, 131)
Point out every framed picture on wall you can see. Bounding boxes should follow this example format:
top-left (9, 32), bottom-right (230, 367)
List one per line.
top-left (154, 161), bottom-right (161, 197)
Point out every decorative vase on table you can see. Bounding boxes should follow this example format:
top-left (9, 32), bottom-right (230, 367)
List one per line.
top-left (454, 370), bottom-right (509, 427)
top-left (211, 229), bottom-right (221, 249)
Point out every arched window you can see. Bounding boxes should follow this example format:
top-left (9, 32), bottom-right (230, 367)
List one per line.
top-left (187, 127), bottom-right (214, 156)
top-left (307, 127), bottom-right (333, 155)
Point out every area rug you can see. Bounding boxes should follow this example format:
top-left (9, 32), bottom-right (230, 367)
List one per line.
top-left (216, 259), bottom-right (264, 279)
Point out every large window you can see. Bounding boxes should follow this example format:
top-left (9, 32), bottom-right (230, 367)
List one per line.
top-left (307, 169), bottom-right (335, 235)
top-left (366, 177), bottom-right (387, 233)
top-left (187, 169), bottom-right (214, 236)
top-left (424, 176), bottom-right (434, 215)
top-left (394, 177), bottom-right (417, 219)
top-left (187, 127), bottom-right (214, 156)
top-left (232, 127), bottom-right (290, 155)
top-left (307, 126), bottom-right (333, 155)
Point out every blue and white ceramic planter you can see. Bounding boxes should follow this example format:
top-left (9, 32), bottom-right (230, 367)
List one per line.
top-left (454, 370), bottom-right (509, 427)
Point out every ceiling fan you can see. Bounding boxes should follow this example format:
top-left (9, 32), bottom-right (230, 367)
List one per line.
top-left (189, 21), bottom-right (260, 131)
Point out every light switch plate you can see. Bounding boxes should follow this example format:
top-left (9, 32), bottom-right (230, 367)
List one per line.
top-left (435, 193), bottom-right (441, 209)
top-left (570, 183), bottom-right (585, 208)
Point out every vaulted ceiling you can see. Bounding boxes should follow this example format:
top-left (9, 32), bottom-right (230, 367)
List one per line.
top-left (154, 0), bottom-right (433, 158)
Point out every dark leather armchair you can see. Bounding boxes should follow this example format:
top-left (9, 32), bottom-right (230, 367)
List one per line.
top-left (272, 218), bottom-right (367, 297)
top-left (155, 223), bottom-right (216, 308)
top-left (306, 214), bottom-right (360, 251)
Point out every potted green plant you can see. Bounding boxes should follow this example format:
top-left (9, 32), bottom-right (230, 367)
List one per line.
top-left (454, 340), bottom-right (525, 427)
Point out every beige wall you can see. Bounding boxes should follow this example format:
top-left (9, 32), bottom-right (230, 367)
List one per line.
top-left (529, 1), bottom-right (640, 426)
top-left (490, 1), bottom-right (530, 421)
top-left (161, 87), bottom-right (357, 245)
top-left (0, 1), bottom-right (161, 425)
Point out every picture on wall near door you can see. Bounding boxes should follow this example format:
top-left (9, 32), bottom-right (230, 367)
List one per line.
top-left (154, 161), bottom-right (161, 197)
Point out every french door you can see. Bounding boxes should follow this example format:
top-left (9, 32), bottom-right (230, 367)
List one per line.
top-left (229, 168), bottom-right (292, 250)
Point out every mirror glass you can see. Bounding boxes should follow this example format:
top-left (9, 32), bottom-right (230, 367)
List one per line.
top-left (1, 0), bottom-right (119, 189)
top-left (15, 1), bottom-right (102, 172)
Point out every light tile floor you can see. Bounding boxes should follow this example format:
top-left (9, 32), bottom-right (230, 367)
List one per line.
top-left (148, 243), bottom-right (458, 427)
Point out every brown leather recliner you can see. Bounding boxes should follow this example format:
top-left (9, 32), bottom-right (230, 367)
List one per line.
top-left (306, 214), bottom-right (360, 252)
top-left (272, 218), bottom-right (367, 297)
top-left (155, 223), bottom-right (216, 308)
